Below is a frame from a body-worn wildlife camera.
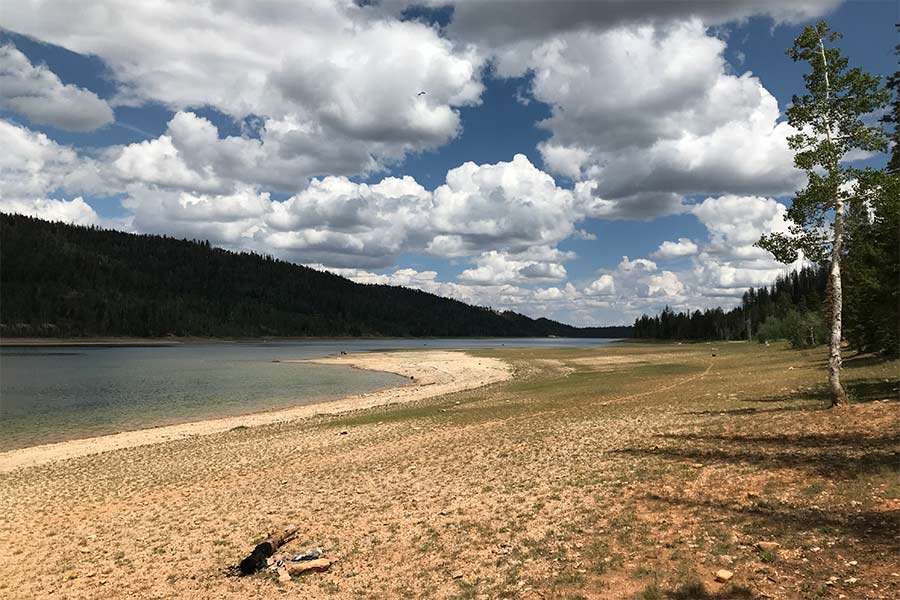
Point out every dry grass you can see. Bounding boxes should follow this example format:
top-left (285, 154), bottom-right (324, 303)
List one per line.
top-left (0, 341), bottom-right (896, 599)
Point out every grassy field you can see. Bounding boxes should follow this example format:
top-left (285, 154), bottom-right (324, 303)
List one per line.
top-left (0, 341), bottom-right (896, 599)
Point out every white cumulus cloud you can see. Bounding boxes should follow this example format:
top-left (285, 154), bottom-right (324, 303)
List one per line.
top-left (0, 45), bottom-right (114, 132)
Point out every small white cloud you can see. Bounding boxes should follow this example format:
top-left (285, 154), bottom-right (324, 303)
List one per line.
top-left (0, 45), bottom-right (113, 132)
top-left (584, 274), bottom-right (615, 296)
top-left (618, 256), bottom-right (658, 272)
top-left (651, 238), bottom-right (699, 260)
top-left (0, 196), bottom-right (101, 226)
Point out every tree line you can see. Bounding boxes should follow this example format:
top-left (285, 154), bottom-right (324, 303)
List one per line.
top-left (632, 265), bottom-right (825, 343)
top-left (0, 214), bottom-right (631, 339)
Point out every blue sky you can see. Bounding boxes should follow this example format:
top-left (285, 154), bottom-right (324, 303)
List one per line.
top-left (0, 1), bottom-right (896, 325)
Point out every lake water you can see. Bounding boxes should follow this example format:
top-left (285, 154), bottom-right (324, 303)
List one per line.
top-left (0, 338), bottom-right (619, 451)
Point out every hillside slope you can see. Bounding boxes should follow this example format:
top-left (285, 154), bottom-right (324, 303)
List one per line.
top-left (0, 214), bottom-right (630, 338)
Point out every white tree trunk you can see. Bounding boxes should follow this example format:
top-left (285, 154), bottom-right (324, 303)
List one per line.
top-left (819, 35), bottom-right (849, 408)
top-left (827, 200), bottom-right (849, 407)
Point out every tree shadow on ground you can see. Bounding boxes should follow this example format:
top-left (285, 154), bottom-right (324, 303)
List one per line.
top-left (841, 353), bottom-right (897, 369)
top-left (643, 492), bottom-right (900, 548)
top-left (616, 429), bottom-right (899, 479)
top-left (657, 430), bottom-right (900, 449)
top-left (749, 378), bottom-right (897, 404)
top-left (683, 405), bottom-right (816, 416)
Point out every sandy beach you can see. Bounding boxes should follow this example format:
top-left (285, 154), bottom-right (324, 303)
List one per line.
top-left (0, 350), bottom-right (510, 472)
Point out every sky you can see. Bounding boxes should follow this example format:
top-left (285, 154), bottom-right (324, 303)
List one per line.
top-left (0, 0), bottom-right (896, 326)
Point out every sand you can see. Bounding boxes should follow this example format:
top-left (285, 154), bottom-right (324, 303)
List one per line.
top-left (0, 350), bottom-right (510, 472)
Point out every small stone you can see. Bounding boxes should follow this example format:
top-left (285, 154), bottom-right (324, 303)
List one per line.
top-left (844, 577), bottom-right (858, 584)
top-left (717, 555), bottom-right (735, 566)
top-left (756, 541), bottom-right (780, 552)
top-left (846, 560), bottom-right (858, 566)
top-left (276, 567), bottom-right (291, 583)
top-left (452, 572), bottom-right (463, 579)
top-left (715, 569), bottom-right (733, 582)
top-left (338, 430), bottom-right (349, 435)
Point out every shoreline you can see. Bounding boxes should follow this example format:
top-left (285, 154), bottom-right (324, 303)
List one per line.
top-left (0, 335), bottom-right (625, 347)
top-left (0, 350), bottom-right (511, 472)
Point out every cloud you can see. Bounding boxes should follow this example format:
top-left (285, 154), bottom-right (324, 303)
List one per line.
top-left (652, 238), bottom-right (699, 260)
top-left (412, 0), bottom-right (840, 47)
top-left (0, 196), bottom-right (102, 226)
top-left (0, 45), bottom-right (114, 132)
top-left (688, 194), bottom-right (804, 293)
top-left (517, 21), bottom-right (802, 217)
top-left (458, 248), bottom-right (570, 285)
top-left (584, 274), bottom-right (615, 296)
top-left (2, 1), bottom-right (483, 176)
top-left (0, 119), bottom-right (107, 200)
top-left (429, 154), bottom-right (577, 254)
top-left (114, 153), bottom-right (586, 270)
top-left (618, 256), bottom-right (658, 272)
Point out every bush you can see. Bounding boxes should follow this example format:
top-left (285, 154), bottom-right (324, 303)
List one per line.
top-left (757, 316), bottom-right (784, 343)
top-left (782, 309), bottom-right (827, 348)
top-left (758, 310), bottom-right (826, 348)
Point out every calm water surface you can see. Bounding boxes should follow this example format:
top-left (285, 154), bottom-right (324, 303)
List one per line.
top-left (0, 338), bottom-right (618, 450)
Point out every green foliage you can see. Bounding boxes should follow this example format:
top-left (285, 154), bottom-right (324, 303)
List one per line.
top-left (781, 309), bottom-right (828, 349)
top-left (634, 266), bottom-right (827, 342)
top-left (884, 23), bottom-right (900, 174)
top-left (756, 317), bottom-right (784, 343)
top-left (757, 21), bottom-right (889, 263)
top-left (0, 214), bottom-right (632, 339)
top-left (843, 170), bottom-right (900, 356)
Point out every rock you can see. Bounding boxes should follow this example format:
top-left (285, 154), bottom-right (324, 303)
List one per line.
top-left (276, 567), bottom-right (291, 583)
top-left (286, 558), bottom-right (331, 576)
top-left (715, 569), bottom-right (734, 582)
top-left (717, 555), bottom-right (735, 566)
top-left (338, 430), bottom-right (349, 435)
top-left (756, 541), bottom-right (780, 552)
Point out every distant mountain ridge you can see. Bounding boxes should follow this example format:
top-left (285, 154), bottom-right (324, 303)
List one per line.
top-left (0, 214), bottom-right (631, 339)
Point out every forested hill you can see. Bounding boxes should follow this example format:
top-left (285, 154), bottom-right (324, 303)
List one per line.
top-left (0, 214), bottom-right (631, 339)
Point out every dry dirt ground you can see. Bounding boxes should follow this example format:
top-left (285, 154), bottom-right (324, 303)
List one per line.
top-left (0, 342), bottom-right (896, 600)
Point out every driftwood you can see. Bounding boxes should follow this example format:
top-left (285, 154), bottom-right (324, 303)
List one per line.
top-left (238, 526), bottom-right (299, 575)
top-left (286, 558), bottom-right (331, 576)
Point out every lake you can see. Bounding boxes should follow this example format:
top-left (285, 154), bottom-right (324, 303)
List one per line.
top-left (0, 338), bottom-right (619, 451)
